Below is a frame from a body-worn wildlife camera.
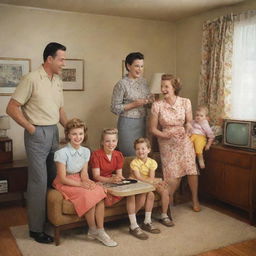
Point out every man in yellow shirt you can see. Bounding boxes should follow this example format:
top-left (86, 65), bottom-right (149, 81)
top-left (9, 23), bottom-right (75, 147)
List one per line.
top-left (6, 42), bottom-right (68, 244)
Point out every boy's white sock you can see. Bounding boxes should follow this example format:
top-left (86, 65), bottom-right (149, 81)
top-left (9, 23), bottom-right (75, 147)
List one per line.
top-left (128, 214), bottom-right (139, 230)
top-left (161, 213), bottom-right (168, 219)
top-left (144, 212), bottom-right (152, 224)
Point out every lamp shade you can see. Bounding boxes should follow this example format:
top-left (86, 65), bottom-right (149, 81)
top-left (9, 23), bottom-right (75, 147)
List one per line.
top-left (149, 73), bottom-right (164, 94)
top-left (0, 115), bottom-right (10, 130)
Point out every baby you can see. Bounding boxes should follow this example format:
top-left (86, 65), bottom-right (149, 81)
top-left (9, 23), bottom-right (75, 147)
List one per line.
top-left (190, 106), bottom-right (215, 169)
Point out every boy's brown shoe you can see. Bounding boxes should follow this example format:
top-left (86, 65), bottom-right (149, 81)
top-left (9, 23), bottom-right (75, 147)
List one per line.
top-left (159, 217), bottom-right (174, 227)
top-left (129, 227), bottom-right (149, 240)
top-left (141, 223), bottom-right (161, 234)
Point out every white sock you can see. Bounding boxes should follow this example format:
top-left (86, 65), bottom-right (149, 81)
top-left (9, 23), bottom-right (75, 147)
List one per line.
top-left (97, 228), bottom-right (105, 234)
top-left (144, 212), bottom-right (152, 224)
top-left (89, 226), bottom-right (98, 235)
top-left (161, 213), bottom-right (168, 219)
top-left (128, 214), bottom-right (139, 230)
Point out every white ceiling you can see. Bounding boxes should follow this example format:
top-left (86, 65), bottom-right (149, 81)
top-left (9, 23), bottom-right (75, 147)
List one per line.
top-left (0, 0), bottom-right (245, 22)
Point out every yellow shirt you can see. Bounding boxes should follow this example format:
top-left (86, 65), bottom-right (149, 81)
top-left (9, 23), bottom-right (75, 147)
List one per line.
top-left (12, 65), bottom-right (64, 125)
top-left (130, 157), bottom-right (158, 178)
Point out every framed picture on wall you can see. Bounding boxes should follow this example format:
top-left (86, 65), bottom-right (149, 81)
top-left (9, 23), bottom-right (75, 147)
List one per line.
top-left (0, 58), bottom-right (31, 96)
top-left (62, 59), bottom-right (84, 91)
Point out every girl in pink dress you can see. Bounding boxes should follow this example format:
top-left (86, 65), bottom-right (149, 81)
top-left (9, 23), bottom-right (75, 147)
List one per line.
top-left (53, 118), bottom-right (117, 247)
top-left (150, 74), bottom-right (201, 214)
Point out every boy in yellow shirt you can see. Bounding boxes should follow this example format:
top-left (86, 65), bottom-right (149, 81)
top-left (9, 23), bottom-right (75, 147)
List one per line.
top-left (130, 138), bottom-right (174, 229)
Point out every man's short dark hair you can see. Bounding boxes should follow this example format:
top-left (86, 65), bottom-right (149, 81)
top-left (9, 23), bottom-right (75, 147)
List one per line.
top-left (43, 42), bottom-right (66, 62)
top-left (125, 52), bottom-right (144, 71)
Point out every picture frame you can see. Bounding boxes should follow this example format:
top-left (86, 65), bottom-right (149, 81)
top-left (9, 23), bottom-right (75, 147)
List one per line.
top-left (62, 59), bottom-right (84, 91)
top-left (0, 58), bottom-right (31, 96)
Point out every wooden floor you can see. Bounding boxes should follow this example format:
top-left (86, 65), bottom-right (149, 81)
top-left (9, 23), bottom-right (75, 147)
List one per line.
top-left (0, 199), bottom-right (255, 256)
top-left (0, 201), bottom-right (27, 256)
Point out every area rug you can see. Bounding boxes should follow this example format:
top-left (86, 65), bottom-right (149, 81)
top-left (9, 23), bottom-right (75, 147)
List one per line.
top-left (11, 203), bottom-right (256, 256)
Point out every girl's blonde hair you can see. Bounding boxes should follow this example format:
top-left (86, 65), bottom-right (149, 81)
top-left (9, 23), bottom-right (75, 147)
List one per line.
top-left (161, 74), bottom-right (182, 95)
top-left (133, 137), bottom-right (151, 150)
top-left (64, 118), bottom-right (87, 142)
top-left (100, 128), bottom-right (118, 148)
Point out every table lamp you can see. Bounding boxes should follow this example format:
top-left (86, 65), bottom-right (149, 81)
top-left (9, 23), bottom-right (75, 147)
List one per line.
top-left (148, 73), bottom-right (164, 153)
top-left (0, 115), bottom-right (13, 163)
top-left (0, 115), bottom-right (10, 138)
top-left (149, 73), bottom-right (164, 100)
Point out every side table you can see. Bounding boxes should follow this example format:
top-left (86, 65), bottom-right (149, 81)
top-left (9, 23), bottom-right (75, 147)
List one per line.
top-left (105, 181), bottom-right (155, 196)
top-left (0, 160), bottom-right (28, 206)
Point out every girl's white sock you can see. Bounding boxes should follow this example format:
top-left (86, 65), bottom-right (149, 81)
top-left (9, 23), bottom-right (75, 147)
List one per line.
top-left (97, 228), bottom-right (105, 235)
top-left (88, 226), bottom-right (98, 235)
top-left (128, 214), bottom-right (139, 230)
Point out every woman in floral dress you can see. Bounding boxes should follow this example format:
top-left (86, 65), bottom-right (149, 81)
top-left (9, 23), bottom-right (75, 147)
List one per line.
top-left (150, 74), bottom-right (200, 214)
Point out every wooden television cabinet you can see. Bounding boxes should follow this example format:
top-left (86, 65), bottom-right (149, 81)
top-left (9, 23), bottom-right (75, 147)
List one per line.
top-left (199, 144), bottom-right (256, 224)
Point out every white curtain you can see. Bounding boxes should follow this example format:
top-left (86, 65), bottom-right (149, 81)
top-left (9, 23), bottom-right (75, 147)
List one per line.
top-left (231, 11), bottom-right (256, 120)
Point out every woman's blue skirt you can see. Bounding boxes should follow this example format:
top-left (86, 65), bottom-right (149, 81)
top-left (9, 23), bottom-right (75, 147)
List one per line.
top-left (117, 116), bottom-right (146, 156)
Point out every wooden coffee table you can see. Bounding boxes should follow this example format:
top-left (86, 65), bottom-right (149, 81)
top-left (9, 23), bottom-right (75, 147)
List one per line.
top-left (104, 181), bottom-right (155, 196)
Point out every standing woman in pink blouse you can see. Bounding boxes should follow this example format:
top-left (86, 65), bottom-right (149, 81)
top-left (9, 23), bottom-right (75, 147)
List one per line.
top-left (150, 74), bottom-right (201, 217)
top-left (111, 52), bottom-right (152, 156)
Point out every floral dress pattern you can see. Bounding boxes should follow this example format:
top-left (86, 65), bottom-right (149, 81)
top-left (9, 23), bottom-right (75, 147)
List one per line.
top-left (151, 97), bottom-right (197, 180)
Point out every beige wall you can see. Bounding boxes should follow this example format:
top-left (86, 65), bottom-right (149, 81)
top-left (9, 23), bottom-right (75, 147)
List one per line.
top-left (0, 4), bottom-right (176, 160)
top-left (3, 0), bottom-right (255, 160)
top-left (176, 0), bottom-right (256, 111)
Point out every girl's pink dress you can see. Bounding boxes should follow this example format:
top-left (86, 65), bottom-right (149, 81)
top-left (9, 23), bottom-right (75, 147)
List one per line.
top-left (151, 97), bottom-right (197, 181)
top-left (90, 149), bottom-right (124, 206)
top-left (53, 174), bottom-right (106, 217)
top-left (53, 144), bottom-right (106, 217)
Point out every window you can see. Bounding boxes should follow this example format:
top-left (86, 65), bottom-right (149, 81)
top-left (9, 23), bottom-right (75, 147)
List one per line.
top-left (231, 12), bottom-right (256, 120)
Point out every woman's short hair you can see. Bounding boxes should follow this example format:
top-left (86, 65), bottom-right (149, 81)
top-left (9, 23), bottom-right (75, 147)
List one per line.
top-left (125, 52), bottom-right (144, 71)
top-left (133, 137), bottom-right (151, 149)
top-left (161, 74), bottom-right (182, 96)
top-left (64, 118), bottom-right (87, 142)
top-left (100, 128), bottom-right (118, 148)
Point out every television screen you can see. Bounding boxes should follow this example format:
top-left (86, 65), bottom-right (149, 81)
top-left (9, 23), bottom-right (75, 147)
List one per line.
top-left (226, 123), bottom-right (249, 146)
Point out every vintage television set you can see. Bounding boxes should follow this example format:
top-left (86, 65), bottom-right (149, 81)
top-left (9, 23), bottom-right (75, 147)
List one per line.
top-left (223, 119), bottom-right (256, 151)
